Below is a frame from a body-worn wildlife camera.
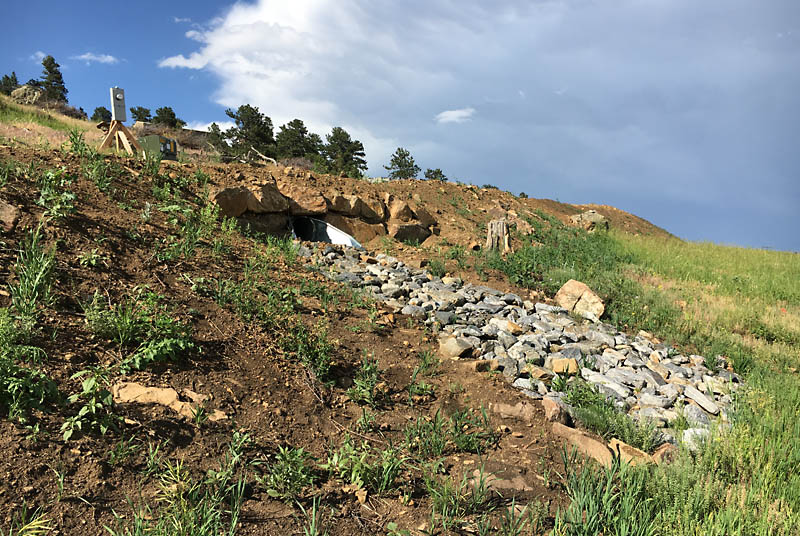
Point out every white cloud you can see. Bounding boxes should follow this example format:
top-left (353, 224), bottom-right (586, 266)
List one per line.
top-left (30, 51), bottom-right (46, 63)
top-left (71, 53), bottom-right (120, 65)
top-left (184, 120), bottom-right (235, 132)
top-left (434, 107), bottom-right (476, 124)
top-left (173, 16), bottom-right (192, 23)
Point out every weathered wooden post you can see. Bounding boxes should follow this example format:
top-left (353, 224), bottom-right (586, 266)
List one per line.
top-left (485, 219), bottom-right (510, 254)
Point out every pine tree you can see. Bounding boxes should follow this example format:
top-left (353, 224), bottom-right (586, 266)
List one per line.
top-left (276, 119), bottom-right (323, 159)
top-left (40, 55), bottom-right (68, 102)
top-left (129, 106), bottom-right (152, 123)
top-left (223, 104), bottom-right (276, 158)
top-left (90, 106), bottom-right (112, 122)
top-left (0, 72), bottom-right (19, 95)
top-left (322, 127), bottom-right (367, 178)
top-left (384, 147), bottom-right (420, 180)
top-left (424, 168), bottom-right (447, 182)
top-left (152, 106), bottom-right (186, 128)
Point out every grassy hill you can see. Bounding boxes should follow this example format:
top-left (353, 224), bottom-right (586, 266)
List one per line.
top-left (0, 99), bottom-right (798, 535)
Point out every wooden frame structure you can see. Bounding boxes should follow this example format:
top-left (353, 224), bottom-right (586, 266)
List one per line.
top-left (98, 120), bottom-right (143, 156)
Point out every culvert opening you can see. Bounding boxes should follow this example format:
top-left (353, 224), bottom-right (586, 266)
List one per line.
top-left (291, 216), bottom-right (363, 249)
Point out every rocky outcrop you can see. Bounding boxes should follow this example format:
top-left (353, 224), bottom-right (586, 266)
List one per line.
top-left (555, 279), bottom-right (605, 320)
top-left (214, 171), bottom-right (439, 244)
top-left (570, 210), bottom-right (609, 232)
top-left (10, 85), bottom-right (44, 106)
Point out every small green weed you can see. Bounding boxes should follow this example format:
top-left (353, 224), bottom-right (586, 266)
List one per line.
top-left (347, 353), bottom-right (381, 407)
top-left (61, 365), bottom-right (119, 440)
top-left (260, 446), bottom-right (316, 500)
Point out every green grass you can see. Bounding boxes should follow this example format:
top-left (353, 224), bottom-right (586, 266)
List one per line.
top-left (0, 96), bottom-right (78, 132)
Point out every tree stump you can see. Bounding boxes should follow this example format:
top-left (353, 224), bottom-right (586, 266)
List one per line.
top-left (485, 219), bottom-right (510, 254)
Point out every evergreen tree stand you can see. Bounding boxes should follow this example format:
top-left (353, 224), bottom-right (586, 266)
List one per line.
top-left (98, 120), bottom-right (142, 156)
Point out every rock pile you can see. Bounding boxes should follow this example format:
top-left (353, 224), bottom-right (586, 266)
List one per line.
top-left (213, 170), bottom-right (439, 244)
top-left (303, 244), bottom-right (740, 449)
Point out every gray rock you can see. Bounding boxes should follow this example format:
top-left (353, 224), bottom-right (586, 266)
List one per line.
top-left (684, 385), bottom-right (720, 415)
top-left (639, 367), bottom-right (667, 387)
top-left (512, 378), bottom-right (533, 391)
top-left (683, 428), bottom-right (709, 451)
top-left (605, 368), bottom-right (646, 389)
top-left (434, 311), bottom-right (456, 325)
top-left (401, 305), bottom-right (426, 318)
top-left (684, 404), bottom-right (711, 427)
top-left (640, 393), bottom-right (672, 408)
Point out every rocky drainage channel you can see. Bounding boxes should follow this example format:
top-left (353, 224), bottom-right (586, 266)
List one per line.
top-left (301, 244), bottom-right (741, 460)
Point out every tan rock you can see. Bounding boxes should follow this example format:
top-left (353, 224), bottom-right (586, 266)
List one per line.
top-left (246, 182), bottom-right (289, 213)
top-left (569, 210), bottom-right (609, 232)
top-left (0, 199), bottom-right (20, 232)
top-left (490, 402), bottom-right (537, 421)
top-left (472, 470), bottom-right (533, 493)
top-left (214, 186), bottom-right (250, 217)
top-left (112, 382), bottom-right (226, 421)
top-left (551, 358), bottom-right (579, 375)
top-left (554, 279), bottom-right (605, 319)
top-left (439, 336), bottom-right (473, 359)
top-left (276, 181), bottom-right (327, 216)
top-left (541, 398), bottom-right (570, 425)
top-left (524, 364), bottom-right (553, 381)
top-left (652, 443), bottom-right (678, 465)
top-left (388, 222), bottom-right (431, 243)
top-left (325, 213), bottom-right (386, 243)
top-left (551, 422), bottom-right (613, 466)
top-left (609, 438), bottom-right (653, 466)
top-left (384, 195), bottom-right (414, 222)
top-left (410, 204), bottom-right (438, 228)
top-left (328, 194), bottom-right (363, 216)
top-left (359, 196), bottom-right (387, 223)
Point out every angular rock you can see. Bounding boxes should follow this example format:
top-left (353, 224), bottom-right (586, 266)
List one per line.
top-left (551, 422), bottom-right (613, 466)
top-left (214, 186), bottom-right (251, 217)
top-left (491, 402), bottom-right (537, 421)
top-left (639, 393), bottom-right (672, 408)
top-left (385, 195), bottom-right (415, 222)
top-left (328, 194), bottom-right (364, 216)
top-left (439, 336), bottom-right (474, 359)
top-left (489, 317), bottom-right (524, 336)
top-left (569, 210), bottom-right (609, 232)
top-left (608, 438), bottom-right (653, 466)
top-left (684, 385), bottom-right (720, 415)
top-left (276, 182), bottom-right (327, 215)
top-left (541, 397), bottom-right (571, 425)
top-left (554, 279), bottom-right (605, 320)
top-left (551, 358), bottom-right (579, 375)
top-left (388, 222), bottom-right (431, 243)
top-left (112, 382), bottom-right (226, 421)
top-left (247, 182), bottom-right (290, 213)
top-left (684, 404), bottom-right (711, 427)
top-left (359, 197), bottom-right (387, 223)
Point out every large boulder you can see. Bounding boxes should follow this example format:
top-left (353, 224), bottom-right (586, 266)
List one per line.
top-left (570, 210), bottom-right (609, 232)
top-left (276, 181), bottom-right (327, 216)
top-left (359, 196), bottom-right (386, 223)
top-left (247, 182), bottom-right (289, 213)
top-left (554, 279), bottom-right (605, 320)
top-left (328, 194), bottom-right (364, 217)
top-left (383, 194), bottom-right (414, 222)
top-left (409, 203), bottom-right (438, 228)
top-left (388, 222), bottom-right (431, 243)
top-left (325, 213), bottom-right (386, 243)
top-left (213, 183), bottom-right (288, 217)
top-left (213, 186), bottom-right (250, 217)
top-left (10, 85), bottom-right (44, 106)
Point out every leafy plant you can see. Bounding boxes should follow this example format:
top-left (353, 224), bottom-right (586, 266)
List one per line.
top-left (347, 353), bottom-right (381, 407)
top-left (260, 446), bottom-right (316, 500)
top-left (322, 436), bottom-right (405, 494)
top-left (36, 167), bottom-right (76, 221)
top-left (61, 365), bottom-right (118, 440)
top-left (9, 226), bottom-right (55, 329)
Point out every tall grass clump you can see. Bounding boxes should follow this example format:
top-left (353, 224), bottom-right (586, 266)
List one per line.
top-left (9, 226), bottom-right (55, 330)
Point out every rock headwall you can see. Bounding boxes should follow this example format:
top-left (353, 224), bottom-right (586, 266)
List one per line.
top-left (213, 167), bottom-right (439, 244)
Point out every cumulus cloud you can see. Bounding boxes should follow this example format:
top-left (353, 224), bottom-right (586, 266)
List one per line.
top-left (435, 107), bottom-right (475, 124)
top-left (71, 53), bottom-right (120, 65)
top-left (184, 120), bottom-right (235, 132)
top-left (160, 0), bottom-right (800, 249)
top-left (30, 51), bottom-right (46, 63)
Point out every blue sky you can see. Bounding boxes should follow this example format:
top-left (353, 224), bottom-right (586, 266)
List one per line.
top-left (2, 1), bottom-right (799, 251)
